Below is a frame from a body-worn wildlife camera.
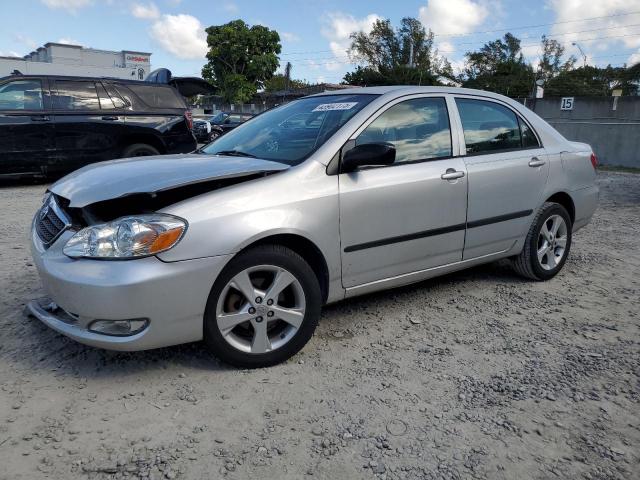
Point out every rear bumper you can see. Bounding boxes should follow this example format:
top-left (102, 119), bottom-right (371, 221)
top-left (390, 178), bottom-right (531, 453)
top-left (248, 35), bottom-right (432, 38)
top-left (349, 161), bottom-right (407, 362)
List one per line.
top-left (29, 228), bottom-right (232, 351)
top-left (571, 184), bottom-right (599, 232)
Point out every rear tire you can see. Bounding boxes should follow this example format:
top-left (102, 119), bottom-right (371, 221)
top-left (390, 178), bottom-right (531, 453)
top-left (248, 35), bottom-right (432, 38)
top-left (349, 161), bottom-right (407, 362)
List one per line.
top-left (203, 244), bottom-right (321, 368)
top-left (121, 143), bottom-right (160, 158)
top-left (511, 202), bottom-right (572, 281)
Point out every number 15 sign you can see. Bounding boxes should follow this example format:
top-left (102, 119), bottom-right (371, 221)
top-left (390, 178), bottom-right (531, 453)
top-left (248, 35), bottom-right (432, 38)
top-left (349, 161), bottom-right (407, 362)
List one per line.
top-left (560, 97), bottom-right (574, 110)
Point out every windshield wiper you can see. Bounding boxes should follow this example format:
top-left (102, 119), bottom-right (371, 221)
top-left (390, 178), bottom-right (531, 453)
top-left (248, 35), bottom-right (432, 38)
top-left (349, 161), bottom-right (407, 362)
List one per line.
top-left (213, 150), bottom-right (257, 158)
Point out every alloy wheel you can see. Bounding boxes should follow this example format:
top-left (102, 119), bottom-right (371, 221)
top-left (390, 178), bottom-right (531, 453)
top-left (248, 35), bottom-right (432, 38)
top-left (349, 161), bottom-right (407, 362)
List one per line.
top-left (215, 265), bottom-right (306, 354)
top-left (536, 214), bottom-right (568, 271)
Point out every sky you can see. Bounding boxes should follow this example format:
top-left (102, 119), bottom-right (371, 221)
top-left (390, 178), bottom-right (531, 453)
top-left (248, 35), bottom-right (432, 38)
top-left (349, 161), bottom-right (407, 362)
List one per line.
top-left (2, 0), bottom-right (640, 83)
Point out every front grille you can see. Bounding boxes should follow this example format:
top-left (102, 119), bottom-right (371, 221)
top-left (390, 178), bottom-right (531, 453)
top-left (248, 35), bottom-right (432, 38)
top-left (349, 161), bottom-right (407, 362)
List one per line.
top-left (35, 197), bottom-right (69, 247)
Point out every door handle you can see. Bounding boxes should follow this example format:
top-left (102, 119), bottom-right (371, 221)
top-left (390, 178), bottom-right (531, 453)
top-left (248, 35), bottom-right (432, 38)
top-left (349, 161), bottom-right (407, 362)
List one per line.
top-left (101, 115), bottom-right (119, 121)
top-left (441, 169), bottom-right (465, 180)
top-left (30, 115), bottom-right (50, 122)
top-left (528, 157), bottom-right (546, 167)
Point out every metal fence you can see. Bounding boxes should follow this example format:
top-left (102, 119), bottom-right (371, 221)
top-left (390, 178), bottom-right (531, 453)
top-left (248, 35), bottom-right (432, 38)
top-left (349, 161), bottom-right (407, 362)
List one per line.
top-left (519, 96), bottom-right (640, 167)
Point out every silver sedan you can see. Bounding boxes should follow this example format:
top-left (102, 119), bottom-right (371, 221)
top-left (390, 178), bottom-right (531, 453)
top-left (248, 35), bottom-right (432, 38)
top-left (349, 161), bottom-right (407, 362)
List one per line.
top-left (28, 86), bottom-right (599, 368)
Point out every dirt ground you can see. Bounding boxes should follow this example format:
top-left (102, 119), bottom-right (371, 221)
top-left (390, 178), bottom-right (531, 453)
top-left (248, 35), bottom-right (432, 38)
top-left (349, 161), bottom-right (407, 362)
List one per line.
top-left (0, 172), bottom-right (638, 480)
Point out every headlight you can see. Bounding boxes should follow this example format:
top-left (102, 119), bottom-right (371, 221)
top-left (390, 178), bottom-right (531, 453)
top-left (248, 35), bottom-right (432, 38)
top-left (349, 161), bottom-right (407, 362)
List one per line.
top-left (63, 214), bottom-right (187, 259)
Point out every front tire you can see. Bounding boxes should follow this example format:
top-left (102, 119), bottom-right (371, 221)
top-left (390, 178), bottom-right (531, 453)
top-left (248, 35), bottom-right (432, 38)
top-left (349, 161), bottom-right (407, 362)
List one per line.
top-left (511, 202), bottom-right (572, 281)
top-left (203, 245), bottom-right (321, 368)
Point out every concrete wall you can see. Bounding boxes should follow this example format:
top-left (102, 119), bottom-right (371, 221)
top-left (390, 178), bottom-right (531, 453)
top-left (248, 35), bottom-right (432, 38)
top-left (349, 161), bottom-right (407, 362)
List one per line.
top-left (523, 96), bottom-right (640, 167)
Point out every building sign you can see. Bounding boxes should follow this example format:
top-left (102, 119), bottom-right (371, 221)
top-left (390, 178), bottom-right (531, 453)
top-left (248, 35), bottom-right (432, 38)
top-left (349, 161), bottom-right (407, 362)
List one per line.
top-left (560, 97), bottom-right (574, 110)
top-left (126, 55), bottom-right (149, 63)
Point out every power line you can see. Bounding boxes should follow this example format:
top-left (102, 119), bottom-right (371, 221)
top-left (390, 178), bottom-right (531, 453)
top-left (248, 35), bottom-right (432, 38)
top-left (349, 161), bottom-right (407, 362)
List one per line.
top-left (280, 10), bottom-right (640, 56)
top-left (433, 10), bottom-right (640, 37)
top-left (284, 29), bottom-right (640, 64)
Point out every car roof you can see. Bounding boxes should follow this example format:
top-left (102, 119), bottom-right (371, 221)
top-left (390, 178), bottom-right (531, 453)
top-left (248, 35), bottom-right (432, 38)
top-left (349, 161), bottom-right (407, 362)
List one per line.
top-left (309, 85), bottom-right (515, 103)
top-left (0, 74), bottom-right (169, 86)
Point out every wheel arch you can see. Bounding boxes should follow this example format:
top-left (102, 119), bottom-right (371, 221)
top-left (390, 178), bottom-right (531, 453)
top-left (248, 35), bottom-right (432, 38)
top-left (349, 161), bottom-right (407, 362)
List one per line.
top-left (119, 133), bottom-right (166, 154)
top-left (235, 233), bottom-right (330, 304)
top-left (545, 191), bottom-right (575, 225)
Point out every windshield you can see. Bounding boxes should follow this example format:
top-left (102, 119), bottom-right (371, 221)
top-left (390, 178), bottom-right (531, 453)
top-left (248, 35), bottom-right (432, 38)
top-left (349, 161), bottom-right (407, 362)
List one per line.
top-left (209, 112), bottom-right (227, 124)
top-left (201, 94), bottom-right (378, 165)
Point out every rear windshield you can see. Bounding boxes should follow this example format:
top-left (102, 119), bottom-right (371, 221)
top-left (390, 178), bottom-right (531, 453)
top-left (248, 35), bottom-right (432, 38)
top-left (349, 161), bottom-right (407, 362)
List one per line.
top-left (201, 94), bottom-right (378, 166)
top-left (125, 84), bottom-right (185, 109)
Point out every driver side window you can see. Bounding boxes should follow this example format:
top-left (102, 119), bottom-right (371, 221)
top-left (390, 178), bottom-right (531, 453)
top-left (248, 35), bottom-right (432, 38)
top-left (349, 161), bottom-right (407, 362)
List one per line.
top-left (356, 97), bottom-right (452, 164)
top-left (0, 79), bottom-right (44, 111)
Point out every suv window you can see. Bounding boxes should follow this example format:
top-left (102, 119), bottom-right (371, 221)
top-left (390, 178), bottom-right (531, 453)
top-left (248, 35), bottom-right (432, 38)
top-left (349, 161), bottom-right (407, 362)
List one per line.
top-left (456, 98), bottom-right (522, 154)
top-left (54, 81), bottom-right (101, 110)
top-left (103, 84), bottom-right (127, 108)
top-left (96, 83), bottom-right (115, 110)
top-left (356, 97), bottom-right (452, 163)
top-left (0, 79), bottom-right (44, 110)
top-left (228, 114), bottom-right (244, 123)
top-left (126, 84), bottom-right (184, 109)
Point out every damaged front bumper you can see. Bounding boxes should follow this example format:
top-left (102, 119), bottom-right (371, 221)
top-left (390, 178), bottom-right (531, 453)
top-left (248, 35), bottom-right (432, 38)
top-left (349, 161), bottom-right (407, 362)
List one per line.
top-left (28, 227), bottom-right (232, 351)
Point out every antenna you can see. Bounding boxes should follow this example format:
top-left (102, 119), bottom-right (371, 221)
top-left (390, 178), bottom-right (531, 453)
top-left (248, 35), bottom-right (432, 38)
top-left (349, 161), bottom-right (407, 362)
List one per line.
top-left (572, 42), bottom-right (587, 67)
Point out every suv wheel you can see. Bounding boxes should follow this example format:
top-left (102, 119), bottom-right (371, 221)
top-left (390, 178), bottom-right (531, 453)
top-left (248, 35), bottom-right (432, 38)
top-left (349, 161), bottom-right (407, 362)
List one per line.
top-left (511, 202), bottom-right (572, 281)
top-left (203, 245), bottom-right (321, 368)
top-left (122, 143), bottom-right (160, 158)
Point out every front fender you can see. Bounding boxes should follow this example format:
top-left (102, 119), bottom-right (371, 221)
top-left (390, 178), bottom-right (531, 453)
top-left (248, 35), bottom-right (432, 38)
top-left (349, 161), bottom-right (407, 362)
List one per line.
top-left (155, 160), bottom-right (340, 272)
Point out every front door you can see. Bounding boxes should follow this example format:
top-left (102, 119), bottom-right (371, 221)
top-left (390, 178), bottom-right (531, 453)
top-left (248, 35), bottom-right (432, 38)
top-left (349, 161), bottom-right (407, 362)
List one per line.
top-left (452, 97), bottom-right (550, 259)
top-left (0, 77), bottom-right (54, 176)
top-left (339, 95), bottom-right (468, 288)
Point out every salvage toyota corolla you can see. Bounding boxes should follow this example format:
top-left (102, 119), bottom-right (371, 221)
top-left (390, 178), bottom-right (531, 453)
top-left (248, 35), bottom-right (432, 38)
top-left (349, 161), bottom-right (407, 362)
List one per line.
top-left (28, 86), bottom-right (599, 368)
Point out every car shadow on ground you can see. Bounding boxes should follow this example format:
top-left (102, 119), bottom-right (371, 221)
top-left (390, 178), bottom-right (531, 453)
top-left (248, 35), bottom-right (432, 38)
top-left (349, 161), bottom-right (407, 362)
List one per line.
top-left (11, 259), bottom-right (527, 378)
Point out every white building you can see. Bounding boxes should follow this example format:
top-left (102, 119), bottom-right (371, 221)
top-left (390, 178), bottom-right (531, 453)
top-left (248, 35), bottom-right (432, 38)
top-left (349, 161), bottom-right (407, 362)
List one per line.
top-left (0, 42), bottom-right (152, 79)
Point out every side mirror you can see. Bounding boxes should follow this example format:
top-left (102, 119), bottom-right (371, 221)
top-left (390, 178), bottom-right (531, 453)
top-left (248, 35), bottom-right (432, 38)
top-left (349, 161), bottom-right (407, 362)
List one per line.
top-left (341, 142), bottom-right (396, 173)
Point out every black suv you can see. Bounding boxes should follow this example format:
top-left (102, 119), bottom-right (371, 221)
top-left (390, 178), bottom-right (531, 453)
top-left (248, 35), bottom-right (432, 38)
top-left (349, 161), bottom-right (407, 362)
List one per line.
top-left (0, 74), bottom-right (197, 178)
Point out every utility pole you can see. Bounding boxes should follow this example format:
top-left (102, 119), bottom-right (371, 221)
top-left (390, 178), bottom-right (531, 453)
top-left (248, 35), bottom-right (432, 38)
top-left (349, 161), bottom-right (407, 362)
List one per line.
top-left (572, 42), bottom-right (587, 67)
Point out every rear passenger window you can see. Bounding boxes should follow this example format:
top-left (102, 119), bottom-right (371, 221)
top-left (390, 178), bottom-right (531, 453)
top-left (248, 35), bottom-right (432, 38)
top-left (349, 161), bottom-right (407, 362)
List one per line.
top-left (96, 83), bottom-right (115, 110)
top-left (103, 84), bottom-right (127, 108)
top-left (356, 97), bottom-right (452, 163)
top-left (126, 85), bottom-right (184, 108)
top-left (0, 79), bottom-right (43, 110)
top-left (54, 81), bottom-right (100, 110)
top-left (456, 99), bottom-right (521, 154)
top-left (519, 118), bottom-right (540, 148)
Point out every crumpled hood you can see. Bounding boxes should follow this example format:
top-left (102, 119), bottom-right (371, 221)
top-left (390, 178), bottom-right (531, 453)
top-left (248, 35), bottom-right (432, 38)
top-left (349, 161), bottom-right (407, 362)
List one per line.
top-left (50, 154), bottom-right (289, 208)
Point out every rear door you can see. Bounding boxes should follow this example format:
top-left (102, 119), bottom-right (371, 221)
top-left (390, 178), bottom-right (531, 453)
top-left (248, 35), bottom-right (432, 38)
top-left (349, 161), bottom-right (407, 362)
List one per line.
top-left (452, 97), bottom-right (549, 259)
top-left (51, 79), bottom-right (124, 172)
top-left (0, 77), bottom-right (55, 176)
top-left (339, 95), bottom-right (468, 288)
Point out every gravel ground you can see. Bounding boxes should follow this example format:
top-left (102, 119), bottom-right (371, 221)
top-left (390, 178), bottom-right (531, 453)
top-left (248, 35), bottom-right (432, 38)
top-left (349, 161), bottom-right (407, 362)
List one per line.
top-left (0, 172), bottom-right (638, 480)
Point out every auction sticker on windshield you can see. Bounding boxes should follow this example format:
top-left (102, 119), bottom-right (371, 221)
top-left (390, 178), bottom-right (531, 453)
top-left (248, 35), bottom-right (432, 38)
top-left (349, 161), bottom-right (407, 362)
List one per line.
top-left (312, 102), bottom-right (358, 112)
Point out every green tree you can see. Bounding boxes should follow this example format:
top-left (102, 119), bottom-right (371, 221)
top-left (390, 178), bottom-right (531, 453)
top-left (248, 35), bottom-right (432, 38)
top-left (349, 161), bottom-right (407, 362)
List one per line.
top-left (545, 65), bottom-right (640, 96)
top-left (462, 33), bottom-right (534, 97)
top-left (344, 17), bottom-right (449, 86)
top-left (538, 35), bottom-right (575, 83)
top-left (263, 63), bottom-right (309, 92)
top-left (202, 20), bottom-right (281, 103)
top-left (344, 65), bottom-right (439, 86)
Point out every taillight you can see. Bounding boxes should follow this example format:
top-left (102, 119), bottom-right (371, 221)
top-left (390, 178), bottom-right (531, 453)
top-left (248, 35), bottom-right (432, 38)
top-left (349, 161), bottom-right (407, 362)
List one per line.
top-left (590, 152), bottom-right (598, 169)
top-left (185, 111), bottom-right (193, 130)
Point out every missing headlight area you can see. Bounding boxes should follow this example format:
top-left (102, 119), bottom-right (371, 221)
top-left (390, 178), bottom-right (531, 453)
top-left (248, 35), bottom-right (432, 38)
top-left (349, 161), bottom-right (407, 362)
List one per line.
top-left (59, 173), bottom-right (269, 227)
